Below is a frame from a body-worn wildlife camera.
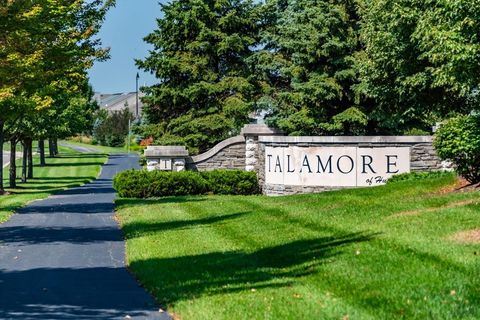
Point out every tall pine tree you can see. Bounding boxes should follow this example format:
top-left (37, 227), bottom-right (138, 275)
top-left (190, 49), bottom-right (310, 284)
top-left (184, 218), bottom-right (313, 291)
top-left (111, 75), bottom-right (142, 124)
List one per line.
top-left (137, 0), bottom-right (260, 153)
top-left (253, 0), bottom-right (366, 136)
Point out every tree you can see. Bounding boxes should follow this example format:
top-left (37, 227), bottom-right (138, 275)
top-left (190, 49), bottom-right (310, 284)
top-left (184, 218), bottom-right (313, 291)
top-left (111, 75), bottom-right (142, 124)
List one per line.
top-left (434, 114), bottom-right (480, 184)
top-left (137, 0), bottom-right (261, 153)
top-left (252, 0), bottom-right (366, 136)
top-left (356, 0), bottom-right (480, 133)
top-left (0, 0), bottom-right (114, 189)
top-left (93, 108), bottom-right (134, 147)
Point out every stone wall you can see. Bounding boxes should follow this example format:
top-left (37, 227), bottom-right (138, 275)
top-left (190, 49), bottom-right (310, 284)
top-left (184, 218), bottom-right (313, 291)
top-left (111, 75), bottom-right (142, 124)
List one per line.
top-left (257, 136), bottom-right (447, 196)
top-left (175, 125), bottom-right (447, 196)
top-left (187, 136), bottom-right (246, 171)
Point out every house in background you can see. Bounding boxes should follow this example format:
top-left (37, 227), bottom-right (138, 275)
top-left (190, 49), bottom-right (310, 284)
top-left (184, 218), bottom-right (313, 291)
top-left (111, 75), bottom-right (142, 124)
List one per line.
top-left (93, 92), bottom-right (146, 118)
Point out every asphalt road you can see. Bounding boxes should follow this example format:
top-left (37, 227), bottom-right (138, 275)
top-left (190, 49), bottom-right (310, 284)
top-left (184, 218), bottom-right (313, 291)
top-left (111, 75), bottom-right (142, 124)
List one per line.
top-left (59, 143), bottom-right (100, 153)
top-left (2, 152), bottom-right (9, 167)
top-left (0, 154), bottom-right (169, 320)
top-left (2, 152), bottom-right (23, 168)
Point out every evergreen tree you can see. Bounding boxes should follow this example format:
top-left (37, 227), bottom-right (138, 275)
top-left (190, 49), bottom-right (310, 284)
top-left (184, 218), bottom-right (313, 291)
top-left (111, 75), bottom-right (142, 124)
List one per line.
top-left (137, 0), bottom-right (260, 153)
top-left (253, 0), bottom-right (366, 136)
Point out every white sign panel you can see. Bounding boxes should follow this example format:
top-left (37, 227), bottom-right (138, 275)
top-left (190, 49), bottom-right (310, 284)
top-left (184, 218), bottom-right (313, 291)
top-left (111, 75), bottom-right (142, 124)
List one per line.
top-left (265, 146), bottom-right (410, 187)
top-left (158, 158), bottom-right (172, 171)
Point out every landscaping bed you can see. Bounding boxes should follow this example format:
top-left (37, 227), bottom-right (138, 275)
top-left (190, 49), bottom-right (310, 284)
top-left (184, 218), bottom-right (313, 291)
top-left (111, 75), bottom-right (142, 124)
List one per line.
top-left (116, 173), bottom-right (480, 320)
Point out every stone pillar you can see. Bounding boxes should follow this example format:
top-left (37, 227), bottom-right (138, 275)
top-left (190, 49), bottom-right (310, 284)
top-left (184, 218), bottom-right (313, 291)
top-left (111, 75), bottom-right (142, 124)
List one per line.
top-left (245, 136), bottom-right (258, 172)
top-left (241, 124), bottom-right (284, 173)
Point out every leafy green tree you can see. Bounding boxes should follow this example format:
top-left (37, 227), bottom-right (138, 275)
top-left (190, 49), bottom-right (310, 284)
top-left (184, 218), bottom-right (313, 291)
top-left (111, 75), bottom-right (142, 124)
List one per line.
top-left (0, 0), bottom-right (114, 189)
top-left (137, 0), bottom-right (261, 153)
top-left (356, 0), bottom-right (480, 133)
top-left (253, 0), bottom-right (365, 136)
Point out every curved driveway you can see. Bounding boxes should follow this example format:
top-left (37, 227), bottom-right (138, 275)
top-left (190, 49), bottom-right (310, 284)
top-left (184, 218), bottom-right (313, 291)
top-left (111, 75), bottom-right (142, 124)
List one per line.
top-left (0, 154), bottom-right (168, 319)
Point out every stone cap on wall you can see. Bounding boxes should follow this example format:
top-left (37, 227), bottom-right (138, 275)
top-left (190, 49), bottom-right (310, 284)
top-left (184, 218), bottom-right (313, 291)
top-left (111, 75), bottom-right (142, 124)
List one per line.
top-left (144, 146), bottom-right (189, 157)
top-left (241, 124), bottom-right (284, 136)
top-left (259, 135), bottom-right (433, 144)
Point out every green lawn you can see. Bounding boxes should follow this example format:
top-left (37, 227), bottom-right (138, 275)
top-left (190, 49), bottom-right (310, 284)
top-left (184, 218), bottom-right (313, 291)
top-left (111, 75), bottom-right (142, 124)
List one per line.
top-left (0, 146), bottom-right (107, 222)
top-left (116, 174), bottom-right (480, 320)
top-left (4, 140), bottom-right (136, 154)
top-left (60, 139), bottom-right (135, 154)
top-left (2, 141), bottom-right (39, 152)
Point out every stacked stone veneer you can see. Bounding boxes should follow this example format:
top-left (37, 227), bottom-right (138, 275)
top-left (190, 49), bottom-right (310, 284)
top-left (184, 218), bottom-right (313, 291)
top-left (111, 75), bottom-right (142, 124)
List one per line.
top-left (187, 136), bottom-right (246, 171)
top-left (187, 125), bottom-right (283, 172)
top-left (183, 125), bottom-right (446, 196)
top-left (258, 136), bottom-right (447, 196)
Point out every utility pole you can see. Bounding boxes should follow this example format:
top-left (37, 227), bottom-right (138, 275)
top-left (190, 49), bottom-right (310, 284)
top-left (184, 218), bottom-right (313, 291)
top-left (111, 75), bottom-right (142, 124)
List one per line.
top-left (136, 72), bottom-right (139, 119)
top-left (127, 119), bottom-right (131, 154)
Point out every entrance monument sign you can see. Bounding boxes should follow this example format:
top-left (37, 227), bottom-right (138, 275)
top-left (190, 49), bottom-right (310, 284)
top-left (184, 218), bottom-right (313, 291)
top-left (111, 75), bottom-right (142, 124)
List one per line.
top-left (146, 125), bottom-right (446, 195)
top-left (265, 146), bottom-right (410, 187)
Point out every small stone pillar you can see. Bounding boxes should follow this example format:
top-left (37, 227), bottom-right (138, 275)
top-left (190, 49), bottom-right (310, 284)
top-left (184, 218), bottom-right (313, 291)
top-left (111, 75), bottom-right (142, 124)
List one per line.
top-left (241, 124), bottom-right (284, 172)
top-left (144, 146), bottom-right (189, 171)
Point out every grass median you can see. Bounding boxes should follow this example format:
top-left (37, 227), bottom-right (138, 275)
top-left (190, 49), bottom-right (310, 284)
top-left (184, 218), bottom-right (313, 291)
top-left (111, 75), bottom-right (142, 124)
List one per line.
top-left (0, 147), bottom-right (107, 222)
top-left (116, 174), bottom-right (480, 320)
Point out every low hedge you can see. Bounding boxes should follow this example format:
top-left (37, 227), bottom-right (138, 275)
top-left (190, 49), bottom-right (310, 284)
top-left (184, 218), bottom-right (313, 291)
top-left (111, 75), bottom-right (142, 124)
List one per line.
top-left (113, 169), bottom-right (259, 198)
top-left (201, 170), bottom-right (260, 195)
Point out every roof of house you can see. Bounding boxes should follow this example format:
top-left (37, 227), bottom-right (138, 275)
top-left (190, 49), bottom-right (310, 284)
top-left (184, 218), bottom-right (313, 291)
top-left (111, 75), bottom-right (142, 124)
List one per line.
top-left (93, 92), bottom-right (146, 117)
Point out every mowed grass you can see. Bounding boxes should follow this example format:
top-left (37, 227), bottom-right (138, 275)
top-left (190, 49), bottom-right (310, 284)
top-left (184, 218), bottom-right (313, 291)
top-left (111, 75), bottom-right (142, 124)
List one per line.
top-left (0, 147), bottom-right (107, 222)
top-left (116, 174), bottom-right (480, 320)
top-left (60, 139), bottom-right (131, 154)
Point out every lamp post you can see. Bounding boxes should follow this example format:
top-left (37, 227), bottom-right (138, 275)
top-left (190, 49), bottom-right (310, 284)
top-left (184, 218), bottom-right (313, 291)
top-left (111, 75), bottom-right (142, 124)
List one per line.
top-left (135, 72), bottom-right (139, 119)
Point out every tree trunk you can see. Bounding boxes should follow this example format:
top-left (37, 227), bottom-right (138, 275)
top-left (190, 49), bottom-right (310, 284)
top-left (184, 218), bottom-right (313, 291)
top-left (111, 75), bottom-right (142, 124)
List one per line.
top-left (39, 139), bottom-right (46, 166)
top-left (21, 141), bottom-right (27, 183)
top-left (48, 138), bottom-right (55, 157)
top-left (27, 139), bottom-right (33, 179)
top-left (0, 120), bottom-right (4, 194)
top-left (9, 139), bottom-right (16, 188)
top-left (53, 138), bottom-right (58, 155)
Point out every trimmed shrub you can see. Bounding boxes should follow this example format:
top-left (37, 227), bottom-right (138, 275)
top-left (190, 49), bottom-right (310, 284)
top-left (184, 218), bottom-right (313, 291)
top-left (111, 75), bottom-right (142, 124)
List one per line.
top-left (434, 114), bottom-right (480, 183)
top-left (201, 170), bottom-right (259, 195)
top-left (113, 170), bottom-right (208, 198)
top-left (113, 169), bottom-right (259, 198)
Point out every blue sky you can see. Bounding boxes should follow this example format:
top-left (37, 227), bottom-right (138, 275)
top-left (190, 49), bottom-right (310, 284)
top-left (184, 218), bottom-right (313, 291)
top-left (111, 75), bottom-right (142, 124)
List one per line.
top-left (88, 1), bottom-right (166, 93)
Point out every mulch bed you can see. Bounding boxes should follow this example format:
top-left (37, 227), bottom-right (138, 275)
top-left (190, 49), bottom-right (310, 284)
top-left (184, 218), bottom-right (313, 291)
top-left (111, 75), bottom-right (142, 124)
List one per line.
top-left (436, 177), bottom-right (480, 194)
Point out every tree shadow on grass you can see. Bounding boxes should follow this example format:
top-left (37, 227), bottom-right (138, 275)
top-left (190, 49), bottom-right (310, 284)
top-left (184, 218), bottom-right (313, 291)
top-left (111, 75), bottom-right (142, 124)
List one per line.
top-left (129, 232), bottom-right (377, 307)
top-left (122, 211), bottom-right (250, 236)
top-left (116, 197), bottom-right (208, 208)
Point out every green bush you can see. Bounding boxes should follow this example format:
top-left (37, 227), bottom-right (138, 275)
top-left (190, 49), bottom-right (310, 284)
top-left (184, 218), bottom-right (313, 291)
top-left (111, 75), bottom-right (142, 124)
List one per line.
top-left (387, 171), bottom-right (453, 184)
top-left (113, 170), bottom-right (208, 198)
top-left (201, 170), bottom-right (259, 195)
top-left (93, 108), bottom-right (133, 147)
top-left (113, 169), bottom-right (259, 198)
top-left (434, 114), bottom-right (480, 183)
